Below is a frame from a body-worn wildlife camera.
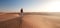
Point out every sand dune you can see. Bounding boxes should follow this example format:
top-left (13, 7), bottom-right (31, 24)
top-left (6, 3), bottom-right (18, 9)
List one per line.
top-left (22, 15), bottom-right (60, 28)
top-left (0, 12), bottom-right (60, 28)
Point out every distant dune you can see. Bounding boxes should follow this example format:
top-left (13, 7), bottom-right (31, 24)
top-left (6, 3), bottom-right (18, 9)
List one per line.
top-left (0, 12), bottom-right (60, 16)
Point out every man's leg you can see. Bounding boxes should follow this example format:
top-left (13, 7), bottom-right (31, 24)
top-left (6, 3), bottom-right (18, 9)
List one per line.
top-left (21, 13), bottom-right (23, 17)
top-left (20, 13), bottom-right (23, 28)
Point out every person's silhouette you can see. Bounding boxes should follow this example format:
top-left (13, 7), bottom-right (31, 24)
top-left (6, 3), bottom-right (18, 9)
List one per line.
top-left (20, 8), bottom-right (23, 28)
top-left (20, 8), bottom-right (23, 16)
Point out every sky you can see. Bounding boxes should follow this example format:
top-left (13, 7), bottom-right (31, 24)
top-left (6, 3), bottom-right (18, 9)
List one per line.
top-left (0, 0), bottom-right (60, 12)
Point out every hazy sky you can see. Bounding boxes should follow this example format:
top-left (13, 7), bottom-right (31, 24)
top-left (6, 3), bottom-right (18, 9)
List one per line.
top-left (0, 0), bottom-right (60, 12)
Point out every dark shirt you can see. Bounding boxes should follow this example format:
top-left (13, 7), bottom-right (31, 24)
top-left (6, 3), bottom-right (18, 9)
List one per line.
top-left (21, 9), bottom-right (23, 13)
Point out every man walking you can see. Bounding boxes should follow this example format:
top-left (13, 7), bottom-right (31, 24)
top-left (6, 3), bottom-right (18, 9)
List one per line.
top-left (20, 8), bottom-right (23, 17)
top-left (20, 8), bottom-right (23, 28)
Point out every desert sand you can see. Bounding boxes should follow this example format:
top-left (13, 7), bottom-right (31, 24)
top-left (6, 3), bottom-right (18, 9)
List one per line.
top-left (22, 15), bottom-right (60, 28)
top-left (0, 13), bottom-right (20, 28)
top-left (0, 13), bottom-right (60, 28)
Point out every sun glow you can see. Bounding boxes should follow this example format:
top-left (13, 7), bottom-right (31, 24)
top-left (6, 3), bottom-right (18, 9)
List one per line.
top-left (45, 1), bottom-right (60, 12)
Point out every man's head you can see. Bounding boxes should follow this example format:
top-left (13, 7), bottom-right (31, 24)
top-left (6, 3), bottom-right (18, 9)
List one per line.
top-left (20, 8), bottom-right (23, 13)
